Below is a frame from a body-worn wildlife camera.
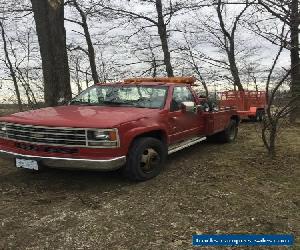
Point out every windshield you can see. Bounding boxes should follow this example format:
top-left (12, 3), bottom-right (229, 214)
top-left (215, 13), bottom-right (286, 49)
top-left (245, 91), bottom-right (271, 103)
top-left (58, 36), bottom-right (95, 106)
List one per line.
top-left (70, 85), bottom-right (168, 109)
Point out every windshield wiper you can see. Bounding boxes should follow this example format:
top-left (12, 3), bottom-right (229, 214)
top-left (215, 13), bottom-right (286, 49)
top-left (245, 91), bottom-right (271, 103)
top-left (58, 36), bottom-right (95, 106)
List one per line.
top-left (69, 100), bottom-right (95, 106)
top-left (102, 100), bottom-right (133, 106)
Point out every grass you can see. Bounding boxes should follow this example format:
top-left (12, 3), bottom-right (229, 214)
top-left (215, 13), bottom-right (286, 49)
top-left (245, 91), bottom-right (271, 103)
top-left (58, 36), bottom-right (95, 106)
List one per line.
top-left (0, 122), bottom-right (299, 249)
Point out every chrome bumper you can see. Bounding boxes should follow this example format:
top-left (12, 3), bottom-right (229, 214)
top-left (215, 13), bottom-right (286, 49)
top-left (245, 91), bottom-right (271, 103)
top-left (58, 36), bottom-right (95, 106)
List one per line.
top-left (0, 149), bottom-right (126, 171)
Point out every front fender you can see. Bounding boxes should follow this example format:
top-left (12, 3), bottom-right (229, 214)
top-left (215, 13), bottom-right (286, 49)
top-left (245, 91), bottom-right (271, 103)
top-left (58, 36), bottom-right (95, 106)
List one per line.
top-left (120, 125), bottom-right (168, 152)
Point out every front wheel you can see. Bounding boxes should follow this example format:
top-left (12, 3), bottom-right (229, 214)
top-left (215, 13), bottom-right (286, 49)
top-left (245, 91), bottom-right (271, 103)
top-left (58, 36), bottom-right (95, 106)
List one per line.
top-left (122, 137), bottom-right (167, 181)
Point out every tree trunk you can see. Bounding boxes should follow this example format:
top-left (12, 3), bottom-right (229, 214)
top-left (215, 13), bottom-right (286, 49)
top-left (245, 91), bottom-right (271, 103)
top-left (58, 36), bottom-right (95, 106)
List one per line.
top-left (155, 0), bottom-right (174, 77)
top-left (152, 57), bottom-right (157, 77)
top-left (193, 64), bottom-right (209, 97)
top-left (75, 58), bottom-right (82, 94)
top-left (149, 43), bottom-right (158, 78)
top-left (31, 0), bottom-right (72, 106)
top-left (216, 0), bottom-right (244, 92)
top-left (262, 120), bottom-right (277, 158)
top-left (185, 40), bottom-right (209, 97)
top-left (227, 46), bottom-right (244, 91)
top-left (72, 0), bottom-right (99, 84)
top-left (268, 125), bottom-right (277, 157)
top-left (289, 0), bottom-right (300, 122)
top-left (0, 21), bottom-right (23, 112)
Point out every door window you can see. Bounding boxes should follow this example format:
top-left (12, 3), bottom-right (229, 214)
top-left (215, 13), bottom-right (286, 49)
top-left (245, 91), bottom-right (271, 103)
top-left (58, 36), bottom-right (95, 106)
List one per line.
top-left (170, 86), bottom-right (195, 111)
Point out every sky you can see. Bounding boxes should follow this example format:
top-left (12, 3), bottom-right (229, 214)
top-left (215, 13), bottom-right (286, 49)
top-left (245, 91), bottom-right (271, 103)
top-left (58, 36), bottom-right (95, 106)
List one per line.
top-left (0, 0), bottom-right (292, 103)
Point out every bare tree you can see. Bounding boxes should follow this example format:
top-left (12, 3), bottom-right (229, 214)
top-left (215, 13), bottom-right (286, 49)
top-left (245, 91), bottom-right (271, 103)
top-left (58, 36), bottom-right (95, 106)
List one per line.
top-left (73, 56), bottom-right (83, 94)
top-left (68, 49), bottom-right (93, 94)
top-left (0, 20), bottom-right (23, 111)
top-left (257, 0), bottom-right (300, 122)
top-left (289, 0), bottom-right (300, 122)
top-left (10, 25), bottom-right (41, 107)
top-left (261, 39), bottom-right (297, 157)
top-left (155, 0), bottom-right (173, 76)
top-left (177, 32), bottom-right (209, 96)
top-left (149, 42), bottom-right (158, 78)
top-left (30, 0), bottom-right (72, 106)
top-left (66, 0), bottom-right (99, 84)
top-left (97, 0), bottom-right (177, 77)
top-left (216, 0), bottom-right (252, 91)
top-left (124, 30), bottom-right (166, 77)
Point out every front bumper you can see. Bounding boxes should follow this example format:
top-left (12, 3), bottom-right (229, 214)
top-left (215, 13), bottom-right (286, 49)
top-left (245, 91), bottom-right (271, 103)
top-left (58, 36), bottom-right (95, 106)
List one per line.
top-left (0, 149), bottom-right (126, 171)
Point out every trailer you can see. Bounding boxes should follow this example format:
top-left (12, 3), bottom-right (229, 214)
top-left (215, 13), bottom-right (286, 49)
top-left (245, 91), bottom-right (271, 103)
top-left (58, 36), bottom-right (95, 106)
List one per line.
top-left (219, 90), bottom-right (266, 121)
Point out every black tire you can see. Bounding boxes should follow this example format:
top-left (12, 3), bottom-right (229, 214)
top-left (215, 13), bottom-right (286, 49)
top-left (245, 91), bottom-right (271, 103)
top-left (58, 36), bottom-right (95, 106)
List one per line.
top-left (249, 115), bottom-right (257, 122)
top-left (256, 110), bottom-right (265, 122)
top-left (122, 137), bottom-right (167, 181)
top-left (208, 119), bottom-right (238, 143)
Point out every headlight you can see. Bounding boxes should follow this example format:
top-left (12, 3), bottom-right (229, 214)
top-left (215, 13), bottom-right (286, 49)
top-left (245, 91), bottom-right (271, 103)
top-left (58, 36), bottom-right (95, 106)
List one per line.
top-left (87, 129), bottom-right (119, 147)
top-left (0, 123), bottom-right (7, 138)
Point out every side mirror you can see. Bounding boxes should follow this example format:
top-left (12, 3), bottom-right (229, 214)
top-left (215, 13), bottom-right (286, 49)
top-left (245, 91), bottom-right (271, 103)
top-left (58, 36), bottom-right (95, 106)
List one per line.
top-left (181, 101), bottom-right (196, 113)
top-left (58, 97), bottom-right (70, 106)
top-left (62, 100), bottom-right (71, 105)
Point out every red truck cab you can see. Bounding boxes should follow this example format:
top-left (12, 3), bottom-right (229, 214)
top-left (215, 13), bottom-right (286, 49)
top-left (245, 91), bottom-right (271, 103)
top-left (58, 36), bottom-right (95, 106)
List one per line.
top-left (219, 90), bottom-right (266, 121)
top-left (0, 77), bottom-right (239, 181)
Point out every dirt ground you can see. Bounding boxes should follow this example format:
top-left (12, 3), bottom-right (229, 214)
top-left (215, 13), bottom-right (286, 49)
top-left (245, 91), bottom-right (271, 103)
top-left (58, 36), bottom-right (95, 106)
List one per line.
top-left (0, 122), bottom-right (299, 250)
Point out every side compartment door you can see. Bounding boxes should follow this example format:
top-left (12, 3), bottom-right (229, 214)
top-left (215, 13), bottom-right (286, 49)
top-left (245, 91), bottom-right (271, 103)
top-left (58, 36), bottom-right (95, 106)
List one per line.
top-left (211, 110), bottom-right (228, 132)
top-left (200, 98), bottom-right (231, 134)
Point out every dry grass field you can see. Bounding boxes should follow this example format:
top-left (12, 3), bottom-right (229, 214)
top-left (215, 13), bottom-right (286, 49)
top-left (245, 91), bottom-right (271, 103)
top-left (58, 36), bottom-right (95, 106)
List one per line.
top-left (0, 109), bottom-right (299, 249)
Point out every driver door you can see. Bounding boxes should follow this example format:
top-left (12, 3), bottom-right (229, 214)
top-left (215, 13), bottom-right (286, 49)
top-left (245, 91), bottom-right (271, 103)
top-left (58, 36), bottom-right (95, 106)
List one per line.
top-left (168, 86), bottom-right (203, 144)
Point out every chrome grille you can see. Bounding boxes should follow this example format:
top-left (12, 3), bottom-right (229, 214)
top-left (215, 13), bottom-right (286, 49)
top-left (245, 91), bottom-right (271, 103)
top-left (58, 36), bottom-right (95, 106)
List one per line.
top-left (3, 123), bottom-right (87, 147)
top-left (16, 142), bottom-right (79, 154)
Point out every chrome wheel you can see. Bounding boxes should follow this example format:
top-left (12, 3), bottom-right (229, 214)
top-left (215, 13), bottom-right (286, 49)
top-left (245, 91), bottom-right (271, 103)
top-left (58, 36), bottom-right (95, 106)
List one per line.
top-left (123, 137), bottom-right (167, 181)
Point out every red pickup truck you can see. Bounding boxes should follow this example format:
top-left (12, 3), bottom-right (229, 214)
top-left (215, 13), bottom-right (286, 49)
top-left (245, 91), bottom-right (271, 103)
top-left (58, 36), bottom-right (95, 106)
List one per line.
top-left (0, 77), bottom-right (239, 181)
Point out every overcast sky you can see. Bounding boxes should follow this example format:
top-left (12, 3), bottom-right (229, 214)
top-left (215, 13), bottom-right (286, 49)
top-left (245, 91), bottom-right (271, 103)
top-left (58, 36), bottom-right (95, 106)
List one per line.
top-left (0, 0), bottom-right (292, 103)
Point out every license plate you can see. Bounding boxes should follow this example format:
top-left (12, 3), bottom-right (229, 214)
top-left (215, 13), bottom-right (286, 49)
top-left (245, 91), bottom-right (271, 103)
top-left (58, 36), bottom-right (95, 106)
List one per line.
top-left (16, 158), bottom-right (39, 170)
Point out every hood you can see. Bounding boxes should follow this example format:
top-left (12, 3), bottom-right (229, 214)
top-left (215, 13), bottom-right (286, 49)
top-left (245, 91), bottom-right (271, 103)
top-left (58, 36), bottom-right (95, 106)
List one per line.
top-left (0, 105), bottom-right (160, 128)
